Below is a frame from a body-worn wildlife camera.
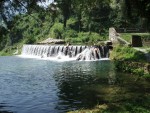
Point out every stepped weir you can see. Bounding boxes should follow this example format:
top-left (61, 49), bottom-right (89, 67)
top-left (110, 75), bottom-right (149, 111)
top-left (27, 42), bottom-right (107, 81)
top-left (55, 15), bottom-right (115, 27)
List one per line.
top-left (21, 45), bottom-right (109, 61)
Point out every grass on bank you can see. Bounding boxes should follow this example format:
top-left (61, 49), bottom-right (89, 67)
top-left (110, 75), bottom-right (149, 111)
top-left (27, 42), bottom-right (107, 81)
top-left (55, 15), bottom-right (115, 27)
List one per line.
top-left (0, 41), bottom-right (24, 56)
top-left (120, 33), bottom-right (150, 43)
top-left (120, 33), bottom-right (150, 49)
top-left (68, 46), bottom-right (150, 113)
top-left (110, 46), bottom-right (146, 62)
top-left (68, 104), bottom-right (150, 113)
top-left (110, 46), bottom-right (150, 79)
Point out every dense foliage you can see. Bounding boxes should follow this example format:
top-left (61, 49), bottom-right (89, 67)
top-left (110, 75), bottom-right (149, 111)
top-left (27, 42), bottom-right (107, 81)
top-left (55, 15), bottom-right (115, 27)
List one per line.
top-left (110, 46), bottom-right (150, 77)
top-left (0, 0), bottom-right (150, 54)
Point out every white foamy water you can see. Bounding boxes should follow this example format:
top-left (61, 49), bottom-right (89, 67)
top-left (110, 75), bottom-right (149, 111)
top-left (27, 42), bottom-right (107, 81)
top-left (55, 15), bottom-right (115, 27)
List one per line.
top-left (17, 53), bottom-right (77, 62)
top-left (17, 54), bottom-right (110, 62)
top-left (19, 44), bottom-right (110, 61)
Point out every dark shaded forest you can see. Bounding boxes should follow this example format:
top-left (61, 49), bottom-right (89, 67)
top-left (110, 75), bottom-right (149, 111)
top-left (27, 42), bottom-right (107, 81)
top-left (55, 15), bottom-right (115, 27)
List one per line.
top-left (0, 0), bottom-right (150, 52)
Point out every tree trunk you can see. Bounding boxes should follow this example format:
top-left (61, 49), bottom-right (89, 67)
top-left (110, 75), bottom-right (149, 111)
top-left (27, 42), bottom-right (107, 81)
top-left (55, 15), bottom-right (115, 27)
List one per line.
top-left (63, 17), bottom-right (67, 29)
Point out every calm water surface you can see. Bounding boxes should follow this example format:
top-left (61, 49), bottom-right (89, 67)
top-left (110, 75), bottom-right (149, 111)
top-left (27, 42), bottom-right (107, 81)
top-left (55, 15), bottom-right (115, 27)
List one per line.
top-left (0, 56), bottom-right (149, 113)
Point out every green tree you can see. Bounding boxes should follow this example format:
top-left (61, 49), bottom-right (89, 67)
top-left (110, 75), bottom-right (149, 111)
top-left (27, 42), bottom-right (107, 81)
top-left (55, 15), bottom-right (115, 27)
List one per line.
top-left (54, 0), bottom-right (72, 28)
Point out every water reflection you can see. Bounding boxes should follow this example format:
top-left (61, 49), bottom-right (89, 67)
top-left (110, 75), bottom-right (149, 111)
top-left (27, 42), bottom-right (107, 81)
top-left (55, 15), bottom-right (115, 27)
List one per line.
top-left (0, 57), bottom-right (150, 113)
top-left (43, 61), bottom-right (117, 111)
top-left (108, 70), bottom-right (116, 85)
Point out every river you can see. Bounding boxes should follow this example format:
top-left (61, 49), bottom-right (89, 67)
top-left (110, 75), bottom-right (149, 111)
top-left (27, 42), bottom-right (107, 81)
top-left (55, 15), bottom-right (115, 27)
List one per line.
top-left (0, 56), bottom-right (149, 113)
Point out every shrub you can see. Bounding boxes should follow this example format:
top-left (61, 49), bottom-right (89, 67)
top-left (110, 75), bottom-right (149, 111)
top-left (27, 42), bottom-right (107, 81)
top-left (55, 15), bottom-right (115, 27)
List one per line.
top-left (66, 17), bottom-right (78, 30)
top-left (62, 29), bottom-right (78, 39)
top-left (112, 46), bottom-right (146, 62)
top-left (65, 38), bottom-right (82, 44)
top-left (50, 23), bottom-right (64, 39)
top-left (78, 32), bottom-right (90, 43)
top-left (24, 37), bottom-right (36, 44)
top-left (143, 74), bottom-right (150, 79)
top-left (89, 32), bottom-right (104, 43)
top-left (133, 68), bottom-right (144, 76)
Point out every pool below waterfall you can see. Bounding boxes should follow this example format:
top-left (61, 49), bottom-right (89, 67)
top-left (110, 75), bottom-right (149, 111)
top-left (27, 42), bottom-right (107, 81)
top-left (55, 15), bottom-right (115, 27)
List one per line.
top-left (0, 56), bottom-right (150, 113)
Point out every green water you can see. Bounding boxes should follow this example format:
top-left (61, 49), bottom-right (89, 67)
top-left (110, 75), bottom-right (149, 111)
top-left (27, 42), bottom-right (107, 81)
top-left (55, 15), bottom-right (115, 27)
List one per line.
top-left (0, 56), bottom-right (149, 113)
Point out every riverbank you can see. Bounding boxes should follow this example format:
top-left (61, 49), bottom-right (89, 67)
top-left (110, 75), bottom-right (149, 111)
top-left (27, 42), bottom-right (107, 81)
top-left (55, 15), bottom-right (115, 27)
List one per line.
top-left (110, 46), bottom-right (150, 77)
top-left (68, 72), bottom-right (150, 113)
top-left (68, 46), bottom-right (150, 113)
top-left (114, 60), bottom-right (150, 77)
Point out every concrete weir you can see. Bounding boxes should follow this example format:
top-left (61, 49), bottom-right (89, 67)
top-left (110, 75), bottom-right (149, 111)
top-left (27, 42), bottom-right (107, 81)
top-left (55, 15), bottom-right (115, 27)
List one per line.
top-left (21, 44), bottom-right (110, 61)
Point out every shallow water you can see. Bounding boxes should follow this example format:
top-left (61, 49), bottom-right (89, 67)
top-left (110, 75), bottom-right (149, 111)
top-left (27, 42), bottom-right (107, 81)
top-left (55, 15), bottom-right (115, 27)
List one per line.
top-left (0, 56), bottom-right (149, 113)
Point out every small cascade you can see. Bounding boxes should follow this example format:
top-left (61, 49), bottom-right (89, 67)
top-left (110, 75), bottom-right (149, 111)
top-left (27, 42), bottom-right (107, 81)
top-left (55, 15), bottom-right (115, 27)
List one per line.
top-left (21, 44), bottom-right (109, 61)
top-left (76, 46), bottom-right (106, 61)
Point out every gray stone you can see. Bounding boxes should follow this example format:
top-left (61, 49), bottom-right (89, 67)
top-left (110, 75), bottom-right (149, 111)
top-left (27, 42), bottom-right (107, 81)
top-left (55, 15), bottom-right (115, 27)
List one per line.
top-left (109, 27), bottom-right (130, 45)
top-left (38, 38), bottom-right (65, 44)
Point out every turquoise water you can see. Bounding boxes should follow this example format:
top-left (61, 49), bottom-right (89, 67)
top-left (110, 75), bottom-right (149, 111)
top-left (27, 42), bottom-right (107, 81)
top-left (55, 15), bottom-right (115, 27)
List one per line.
top-left (0, 56), bottom-right (149, 113)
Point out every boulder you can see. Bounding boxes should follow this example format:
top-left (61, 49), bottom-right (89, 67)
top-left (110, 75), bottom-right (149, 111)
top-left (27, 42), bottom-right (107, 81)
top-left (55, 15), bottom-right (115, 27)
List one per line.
top-left (109, 27), bottom-right (130, 45)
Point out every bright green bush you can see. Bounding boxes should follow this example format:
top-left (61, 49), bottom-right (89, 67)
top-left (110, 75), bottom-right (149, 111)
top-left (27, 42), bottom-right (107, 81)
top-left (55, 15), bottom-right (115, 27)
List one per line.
top-left (77, 32), bottom-right (107, 44)
top-left (0, 46), bottom-right (16, 56)
top-left (133, 68), bottom-right (144, 76)
top-left (143, 74), bottom-right (150, 78)
top-left (120, 33), bottom-right (132, 42)
top-left (89, 32), bottom-right (104, 43)
top-left (65, 37), bottom-right (82, 44)
top-left (24, 36), bottom-right (36, 44)
top-left (50, 23), bottom-right (64, 39)
top-left (66, 17), bottom-right (78, 30)
top-left (78, 32), bottom-right (90, 43)
top-left (112, 46), bottom-right (146, 62)
top-left (62, 29), bottom-right (78, 39)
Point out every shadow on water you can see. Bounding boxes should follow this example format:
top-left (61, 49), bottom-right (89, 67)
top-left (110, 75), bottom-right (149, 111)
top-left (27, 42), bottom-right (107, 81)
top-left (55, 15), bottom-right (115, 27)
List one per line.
top-left (0, 103), bottom-right (13, 113)
top-left (42, 61), bottom-right (113, 111)
top-left (0, 57), bottom-right (150, 113)
top-left (45, 61), bottom-right (150, 112)
top-left (75, 73), bottom-right (150, 112)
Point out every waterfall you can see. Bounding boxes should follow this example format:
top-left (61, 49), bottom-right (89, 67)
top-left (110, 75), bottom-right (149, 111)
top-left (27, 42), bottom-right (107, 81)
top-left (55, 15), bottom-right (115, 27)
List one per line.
top-left (21, 44), bottom-right (109, 61)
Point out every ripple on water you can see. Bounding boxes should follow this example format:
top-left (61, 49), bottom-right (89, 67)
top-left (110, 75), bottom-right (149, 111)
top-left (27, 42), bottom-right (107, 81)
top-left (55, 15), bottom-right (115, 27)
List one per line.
top-left (0, 56), bottom-right (150, 113)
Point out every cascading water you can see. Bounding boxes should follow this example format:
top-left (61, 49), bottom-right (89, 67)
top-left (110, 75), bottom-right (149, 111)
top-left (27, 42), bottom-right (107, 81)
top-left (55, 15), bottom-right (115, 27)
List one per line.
top-left (21, 44), bottom-right (109, 61)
